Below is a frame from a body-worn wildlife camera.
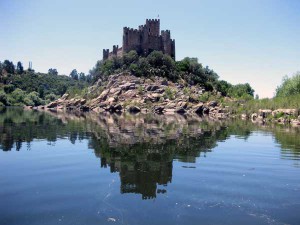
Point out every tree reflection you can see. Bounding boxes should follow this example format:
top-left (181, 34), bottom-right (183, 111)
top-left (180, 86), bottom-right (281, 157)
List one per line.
top-left (0, 108), bottom-right (299, 198)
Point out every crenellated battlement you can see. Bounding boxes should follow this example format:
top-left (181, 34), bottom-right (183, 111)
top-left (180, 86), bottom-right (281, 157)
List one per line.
top-left (146, 19), bottom-right (160, 23)
top-left (103, 19), bottom-right (175, 60)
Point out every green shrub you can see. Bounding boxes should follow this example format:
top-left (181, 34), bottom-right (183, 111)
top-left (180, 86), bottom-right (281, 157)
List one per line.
top-left (198, 92), bottom-right (210, 102)
top-left (26, 92), bottom-right (43, 106)
top-left (11, 88), bottom-right (26, 103)
top-left (0, 92), bottom-right (9, 105)
top-left (45, 93), bottom-right (57, 101)
top-left (4, 84), bottom-right (15, 94)
top-left (276, 72), bottom-right (300, 97)
top-left (164, 87), bottom-right (175, 100)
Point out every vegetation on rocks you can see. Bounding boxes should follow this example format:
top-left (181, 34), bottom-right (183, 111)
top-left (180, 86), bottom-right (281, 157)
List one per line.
top-left (89, 50), bottom-right (254, 100)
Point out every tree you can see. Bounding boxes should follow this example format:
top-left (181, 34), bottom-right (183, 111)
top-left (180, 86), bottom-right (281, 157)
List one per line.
top-left (79, 72), bottom-right (86, 81)
top-left (122, 50), bottom-right (138, 66)
top-left (70, 69), bottom-right (78, 80)
top-left (228, 83), bottom-right (254, 98)
top-left (276, 72), bottom-right (300, 97)
top-left (0, 62), bottom-right (3, 76)
top-left (3, 60), bottom-right (15, 74)
top-left (16, 61), bottom-right (24, 74)
top-left (215, 80), bottom-right (232, 96)
top-left (48, 68), bottom-right (58, 76)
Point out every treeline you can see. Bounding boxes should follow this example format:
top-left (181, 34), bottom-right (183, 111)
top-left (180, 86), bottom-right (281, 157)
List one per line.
top-left (89, 50), bottom-right (254, 99)
top-left (226, 72), bottom-right (300, 114)
top-left (0, 60), bottom-right (89, 107)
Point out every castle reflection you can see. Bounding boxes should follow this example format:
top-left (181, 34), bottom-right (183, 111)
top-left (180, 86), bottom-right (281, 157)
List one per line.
top-left (0, 108), bottom-right (299, 199)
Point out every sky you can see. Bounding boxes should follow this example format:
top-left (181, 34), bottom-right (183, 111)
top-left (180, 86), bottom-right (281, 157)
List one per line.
top-left (0, 0), bottom-right (299, 98)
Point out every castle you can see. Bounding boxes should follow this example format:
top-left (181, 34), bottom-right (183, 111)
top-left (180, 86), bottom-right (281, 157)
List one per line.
top-left (103, 19), bottom-right (175, 61)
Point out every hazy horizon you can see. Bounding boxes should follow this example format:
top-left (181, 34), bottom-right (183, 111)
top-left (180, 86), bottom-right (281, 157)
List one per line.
top-left (1, 0), bottom-right (299, 98)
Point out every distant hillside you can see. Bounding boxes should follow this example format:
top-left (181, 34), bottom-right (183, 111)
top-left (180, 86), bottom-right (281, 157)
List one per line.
top-left (0, 60), bottom-right (88, 106)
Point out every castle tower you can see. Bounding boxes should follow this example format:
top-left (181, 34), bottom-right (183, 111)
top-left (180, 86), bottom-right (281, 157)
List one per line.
top-left (103, 19), bottom-right (175, 60)
top-left (146, 19), bottom-right (160, 36)
top-left (112, 45), bottom-right (119, 56)
top-left (103, 49), bottom-right (109, 60)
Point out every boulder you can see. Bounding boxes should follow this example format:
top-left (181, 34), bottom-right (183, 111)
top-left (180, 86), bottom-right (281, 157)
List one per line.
top-left (79, 105), bottom-right (90, 112)
top-left (127, 105), bottom-right (141, 113)
top-left (107, 97), bottom-right (117, 104)
top-left (114, 103), bottom-right (123, 112)
top-left (119, 83), bottom-right (135, 91)
top-left (161, 80), bottom-right (168, 86)
top-left (291, 119), bottom-right (300, 126)
top-left (272, 109), bottom-right (297, 116)
top-left (203, 106), bottom-right (209, 114)
top-left (47, 101), bottom-right (58, 108)
top-left (258, 109), bottom-right (272, 118)
top-left (176, 107), bottom-right (186, 114)
top-left (146, 85), bottom-right (160, 92)
top-left (188, 95), bottom-right (198, 103)
top-left (241, 114), bottom-right (248, 120)
top-left (60, 93), bottom-right (69, 100)
top-left (193, 103), bottom-right (204, 114)
top-left (80, 99), bottom-right (87, 105)
top-left (154, 105), bottom-right (164, 114)
top-left (110, 87), bottom-right (122, 96)
top-left (98, 89), bottom-right (110, 101)
top-left (251, 113), bottom-right (258, 121)
top-left (208, 101), bottom-right (218, 107)
top-left (177, 101), bottom-right (188, 109)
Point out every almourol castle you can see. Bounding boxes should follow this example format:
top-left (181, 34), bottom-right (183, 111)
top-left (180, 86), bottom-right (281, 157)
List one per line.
top-left (103, 19), bottom-right (175, 61)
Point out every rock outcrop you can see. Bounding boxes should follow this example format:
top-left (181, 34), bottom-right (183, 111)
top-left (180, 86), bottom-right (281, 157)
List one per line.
top-left (45, 72), bottom-right (229, 119)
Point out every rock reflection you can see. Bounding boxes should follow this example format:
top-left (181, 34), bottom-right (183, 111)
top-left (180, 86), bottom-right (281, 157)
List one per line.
top-left (0, 108), bottom-right (300, 199)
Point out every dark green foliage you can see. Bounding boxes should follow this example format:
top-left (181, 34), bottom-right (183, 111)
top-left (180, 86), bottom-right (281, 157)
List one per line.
top-left (0, 68), bottom-right (88, 106)
top-left (16, 62), bottom-right (24, 74)
top-left (176, 58), bottom-right (218, 85)
top-left (48, 68), bottom-right (58, 76)
top-left (4, 84), bottom-right (15, 94)
top-left (0, 92), bottom-right (9, 106)
top-left (123, 50), bottom-right (139, 66)
top-left (3, 60), bottom-right (15, 74)
top-left (0, 62), bottom-right (3, 74)
top-left (70, 69), bottom-right (79, 80)
top-left (79, 72), bottom-right (85, 81)
top-left (276, 72), bottom-right (300, 97)
top-left (215, 80), bottom-right (232, 96)
top-left (23, 92), bottom-right (43, 106)
top-left (45, 93), bottom-right (57, 101)
top-left (227, 83), bottom-right (254, 99)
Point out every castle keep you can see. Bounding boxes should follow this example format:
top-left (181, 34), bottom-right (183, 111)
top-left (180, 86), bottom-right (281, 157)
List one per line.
top-left (103, 19), bottom-right (175, 60)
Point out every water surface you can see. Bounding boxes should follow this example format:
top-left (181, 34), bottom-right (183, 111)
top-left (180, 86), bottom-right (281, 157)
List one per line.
top-left (0, 108), bottom-right (300, 225)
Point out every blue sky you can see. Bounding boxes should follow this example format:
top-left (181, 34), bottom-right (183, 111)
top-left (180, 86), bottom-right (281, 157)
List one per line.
top-left (0, 0), bottom-right (299, 98)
